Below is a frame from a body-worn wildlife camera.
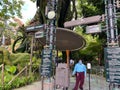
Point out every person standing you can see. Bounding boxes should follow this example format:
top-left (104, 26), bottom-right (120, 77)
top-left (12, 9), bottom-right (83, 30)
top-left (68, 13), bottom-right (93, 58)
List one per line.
top-left (72, 59), bottom-right (86, 90)
top-left (70, 59), bottom-right (74, 69)
top-left (70, 59), bottom-right (74, 65)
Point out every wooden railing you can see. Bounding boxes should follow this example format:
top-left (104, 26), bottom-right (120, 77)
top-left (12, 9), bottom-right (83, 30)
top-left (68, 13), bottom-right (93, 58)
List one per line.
top-left (8, 65), bottom-right (28, 85)
top-left (7, 64), bottom-right (39, 85)
top-left (0, 63), bottom-right (39, 89)
top-left (0, 64), bottom-right (4, 87)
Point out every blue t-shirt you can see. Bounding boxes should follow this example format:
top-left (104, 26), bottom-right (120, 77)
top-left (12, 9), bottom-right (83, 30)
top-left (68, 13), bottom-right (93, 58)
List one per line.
top-left (72, 63), bottom-right (86, 76)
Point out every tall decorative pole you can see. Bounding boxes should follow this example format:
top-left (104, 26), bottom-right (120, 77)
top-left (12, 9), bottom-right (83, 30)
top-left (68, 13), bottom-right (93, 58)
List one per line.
top-left (45, 0), bottom-right (57, 77)
top-left (46, 0), bottom-right (57, 50)
top-left (104, 0), bottom-right (120, 90)
top-left (105, 0), bottom-right (118, 46)
top-left (41, 0), bottom-right (57, 90)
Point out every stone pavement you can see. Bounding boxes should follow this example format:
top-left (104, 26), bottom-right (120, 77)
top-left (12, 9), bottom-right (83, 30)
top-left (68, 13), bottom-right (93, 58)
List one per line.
top-left (14, 74), bottom-right (109, 90)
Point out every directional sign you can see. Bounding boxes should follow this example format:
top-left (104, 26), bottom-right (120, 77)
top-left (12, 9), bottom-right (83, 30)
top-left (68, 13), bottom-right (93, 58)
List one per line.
top-left (40, 48), bottom-right (52, 77)
top-left (64, 15), bottom-right (102, 27)
top-left (86, 24), bottom-right (101, 34)
top-left (35, 31), bottom-right (44, 38)
top-left (104, 47), bottom-right (120, 83)
top-left (25, 25), bottom-right (44, 32)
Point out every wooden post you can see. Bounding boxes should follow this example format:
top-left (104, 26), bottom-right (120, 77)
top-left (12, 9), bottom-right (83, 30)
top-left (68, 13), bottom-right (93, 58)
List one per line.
top-left (41, 76), bottom-right (44, 90)
top-left (25, 65), bottom-right (28, 76)
top-left (30, 35), bottom-right (34, 75)
top-left (66, 50), bottom-right (70, 68)
top-left (2, 64), bottom-right (4, 87)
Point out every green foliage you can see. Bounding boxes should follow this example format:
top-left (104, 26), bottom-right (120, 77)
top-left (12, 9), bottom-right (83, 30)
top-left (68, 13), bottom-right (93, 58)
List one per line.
top-left (0, 74), bottom-right (35, 90)
top-left (3, 29), bottom-right (16, 40)
top-left (5, 65), bottom-right (17, 74)
top-left (0, 70), bottom-right (38, 90)
top-left (10, 53), bottom-right (30, 66)
top-left (32, 56), bottom-right (41, 66)
top-left (0, 47), bottom-right (11, 65)
top-left (4, 73), bottom-right (13, 84)
top-left (70, 27), bottom-right (104, 65)
top-left (87, 0), bottom-right (104, 13)
top-left (0, 0), bottom-right (24, 18)
top-left (0, 48), bottom-right (31, 66)
top-left (11, 77), bottom-right (27, 88)
top-left (77, 2), bottom-right (100, 17)
top-left (76, 0), bottom-right (104, 19)
top-left (0, 0), bottom-right (24, 30)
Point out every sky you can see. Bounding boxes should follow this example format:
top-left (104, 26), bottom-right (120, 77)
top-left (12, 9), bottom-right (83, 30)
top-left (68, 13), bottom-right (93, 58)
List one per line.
top-left (21, 0), bottom-right (37, 23)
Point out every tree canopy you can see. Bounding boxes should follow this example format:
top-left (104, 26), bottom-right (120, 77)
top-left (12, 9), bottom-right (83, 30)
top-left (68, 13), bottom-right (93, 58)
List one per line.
top-left (0, 0), bottom-right (24, 27)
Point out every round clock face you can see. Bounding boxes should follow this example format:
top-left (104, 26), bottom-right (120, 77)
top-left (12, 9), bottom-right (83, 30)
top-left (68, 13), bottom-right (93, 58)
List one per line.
top-left (48, 11), bottom-right (55, 19)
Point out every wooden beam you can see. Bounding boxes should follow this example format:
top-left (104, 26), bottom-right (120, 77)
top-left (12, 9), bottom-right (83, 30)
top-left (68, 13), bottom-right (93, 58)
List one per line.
top-left (64, 15), bottom-right (102, 27)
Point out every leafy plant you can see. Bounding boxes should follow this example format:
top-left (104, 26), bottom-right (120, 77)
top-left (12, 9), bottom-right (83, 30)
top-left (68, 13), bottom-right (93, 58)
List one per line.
top-left (5, 65), bottom-right (17, 74)
top-left (4, 73), bottom-right (13, 84)
top-left (0, 47), bottom-right (12, 65)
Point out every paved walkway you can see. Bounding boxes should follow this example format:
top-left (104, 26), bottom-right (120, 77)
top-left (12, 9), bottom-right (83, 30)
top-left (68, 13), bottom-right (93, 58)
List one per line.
top-left (13, 74), bottom-right (110, 90)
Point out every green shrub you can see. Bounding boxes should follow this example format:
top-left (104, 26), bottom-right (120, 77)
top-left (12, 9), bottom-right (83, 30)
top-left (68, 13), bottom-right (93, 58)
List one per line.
top-left (0, 47), bottom-right (11, 65)
top-left (0, 73), bottom-right (39, 90)
top-left (4, 73), bottom-right (13, 83)
top-left (5, 65), bottom-right (17, 74)
top-left (4, 84), bottom-right (12, 90)
top-left (0, 50), bottom-right (41, 90)
top-left (10, 53), bottom-right (30, 66)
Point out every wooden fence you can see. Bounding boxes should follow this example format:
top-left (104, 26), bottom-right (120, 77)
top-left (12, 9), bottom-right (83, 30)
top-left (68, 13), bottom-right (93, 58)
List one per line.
top-left (8, 65), bottom-right (28, 85)
top-left (0, 64), bottom-right (39, 88)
